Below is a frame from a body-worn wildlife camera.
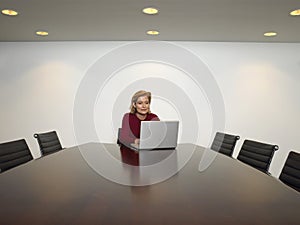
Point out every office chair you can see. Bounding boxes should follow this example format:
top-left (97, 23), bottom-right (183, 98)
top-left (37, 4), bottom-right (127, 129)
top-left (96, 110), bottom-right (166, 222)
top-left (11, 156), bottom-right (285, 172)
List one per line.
top-left (211, 132), bottom-right (240, 157)
top-left (34, 131), bottom-right (63, 156)
top-left (117, 128), bottom-right (121, 145)
top-left (0, 139), bottom-right (33, 173)
top-left (279, 151), bottom-right (300, 192)
top-left (237, 139), bottom-right (278, 174)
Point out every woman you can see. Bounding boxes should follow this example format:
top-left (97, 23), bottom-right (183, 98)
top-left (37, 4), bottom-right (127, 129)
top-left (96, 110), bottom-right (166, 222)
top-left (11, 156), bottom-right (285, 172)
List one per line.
top-left (119, 90), bottom-right (160, 148)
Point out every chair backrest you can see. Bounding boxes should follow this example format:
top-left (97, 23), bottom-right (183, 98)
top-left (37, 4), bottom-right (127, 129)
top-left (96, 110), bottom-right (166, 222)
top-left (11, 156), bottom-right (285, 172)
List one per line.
top-left (279, 151), bottom-right (300, 192)
top-left (237, 139), bottom-right (278, 174)
top-left (117, 128), bottom-right (121, 145)
top-left (0, 139), bottom-right (33, 173)
top-left (34, 131), bottom-right (63, 156)
top-left (211, 132), bottom-right (240, 157)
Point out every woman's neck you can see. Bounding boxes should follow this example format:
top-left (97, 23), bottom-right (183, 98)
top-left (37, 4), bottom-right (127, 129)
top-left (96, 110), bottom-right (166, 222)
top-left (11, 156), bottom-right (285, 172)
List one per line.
top-left (135, 112), bottom-right (147, 120)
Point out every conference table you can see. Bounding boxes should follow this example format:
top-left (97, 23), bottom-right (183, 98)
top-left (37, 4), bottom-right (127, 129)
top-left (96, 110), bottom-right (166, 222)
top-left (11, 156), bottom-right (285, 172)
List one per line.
top-left (0, 143), bottom-right (299, 225)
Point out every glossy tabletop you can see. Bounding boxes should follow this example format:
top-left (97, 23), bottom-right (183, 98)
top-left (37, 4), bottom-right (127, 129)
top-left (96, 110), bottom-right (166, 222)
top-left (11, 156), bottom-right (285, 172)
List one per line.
top-left (0, 143), bottom-right (299, 225)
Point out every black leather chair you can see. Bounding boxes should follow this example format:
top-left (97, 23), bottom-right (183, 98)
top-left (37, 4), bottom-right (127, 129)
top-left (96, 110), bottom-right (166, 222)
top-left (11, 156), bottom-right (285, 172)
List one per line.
top-left (279, 151), bottom-right (300, 192)
top-left (211, 132), bottom-right (240, 157)
top-left (34, 131), bottom-right (63, 156)
top-left (117, 128), bottom-right (121, 145)
top-left (237, 139), bottom-right (278, 174)
top-left (0, 139), bottom-right (33, 173)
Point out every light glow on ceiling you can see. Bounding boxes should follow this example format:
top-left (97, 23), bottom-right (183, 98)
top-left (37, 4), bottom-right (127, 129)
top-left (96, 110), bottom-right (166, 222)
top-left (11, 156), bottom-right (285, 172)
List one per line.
top-left (146, 30), bottom-right (159, 35)
top-left (290, 9), bottom-right (300, 16)
top-left (142, 7), bottom-right (159, 15)
top-left (264, 32), bottom-right (277, 37)
top-left (1, 9), bottom-right (18, 16)
top-left (36, 31), bottom-right (49, 36)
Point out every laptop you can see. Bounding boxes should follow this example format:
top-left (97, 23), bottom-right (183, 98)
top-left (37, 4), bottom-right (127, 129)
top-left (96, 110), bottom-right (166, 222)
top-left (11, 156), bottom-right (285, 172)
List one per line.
top-left (130, 121), bottom-right (179, 150)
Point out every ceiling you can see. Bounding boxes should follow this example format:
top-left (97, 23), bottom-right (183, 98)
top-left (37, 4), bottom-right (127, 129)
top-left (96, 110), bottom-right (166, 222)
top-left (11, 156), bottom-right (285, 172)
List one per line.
top-left (0, 0), bottom-right (299, 42)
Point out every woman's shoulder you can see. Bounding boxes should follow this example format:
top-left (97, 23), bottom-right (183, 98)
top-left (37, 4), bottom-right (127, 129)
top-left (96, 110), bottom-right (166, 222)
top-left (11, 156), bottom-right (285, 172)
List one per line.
top-left (122, 112), bottom-right (130, 120)
top-left (147, 113), bottom-right (159, 120)
top-left (123, 112), bottom-right (136, 119)
top-left (123, 112), bottom-right (133, 117)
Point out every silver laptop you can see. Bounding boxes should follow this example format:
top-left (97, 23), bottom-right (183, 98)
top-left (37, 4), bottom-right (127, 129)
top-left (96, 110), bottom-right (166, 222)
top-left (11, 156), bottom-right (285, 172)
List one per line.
top-left (131, 121), bottom-right (179, 150)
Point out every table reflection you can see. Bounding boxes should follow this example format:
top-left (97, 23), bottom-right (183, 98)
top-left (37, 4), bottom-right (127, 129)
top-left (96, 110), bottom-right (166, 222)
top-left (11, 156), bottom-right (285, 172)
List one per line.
top-left (119, 145), bottom-right (179, 185)
top-left (120, 146), bottom-right (139, 166)
top-left (119, 145), bottom-right (178, 167)
top-left (78, 143), bottom-right (185, 186)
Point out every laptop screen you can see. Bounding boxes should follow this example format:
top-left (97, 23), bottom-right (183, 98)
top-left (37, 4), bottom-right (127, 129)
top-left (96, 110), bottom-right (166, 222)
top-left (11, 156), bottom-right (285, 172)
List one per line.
top-left (138, 121), bottom-right (179, 150)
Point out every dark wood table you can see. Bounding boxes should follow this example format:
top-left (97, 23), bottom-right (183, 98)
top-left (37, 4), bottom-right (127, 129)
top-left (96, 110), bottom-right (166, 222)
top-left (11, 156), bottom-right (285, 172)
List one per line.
top-left (0, 143), bottom-right (299, 225)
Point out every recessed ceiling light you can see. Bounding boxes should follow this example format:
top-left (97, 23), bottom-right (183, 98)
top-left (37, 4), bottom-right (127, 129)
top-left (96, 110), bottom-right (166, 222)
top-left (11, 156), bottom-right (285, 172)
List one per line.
top-left (146, 30), bottom-right (159, 35)
top-left (142, 7), bottom-right (159, 15)
top-left (36, 31), bottom-right (49, 36)
top-left (1, 9), bottom-right (18, 16)
top-left (264, 32), bottom-right (277, 37)
top-left (290, 9), bottom-right (300, 16)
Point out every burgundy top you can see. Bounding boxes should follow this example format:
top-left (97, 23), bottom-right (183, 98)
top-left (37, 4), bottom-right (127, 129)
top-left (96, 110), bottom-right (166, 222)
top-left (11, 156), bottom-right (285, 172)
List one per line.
top-left (119, 112), bottom-right (159, 147)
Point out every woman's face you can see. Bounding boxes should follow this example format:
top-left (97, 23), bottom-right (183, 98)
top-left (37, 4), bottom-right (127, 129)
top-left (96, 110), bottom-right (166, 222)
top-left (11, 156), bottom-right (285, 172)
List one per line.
top-left (134, 95), bottom-right (150, 115)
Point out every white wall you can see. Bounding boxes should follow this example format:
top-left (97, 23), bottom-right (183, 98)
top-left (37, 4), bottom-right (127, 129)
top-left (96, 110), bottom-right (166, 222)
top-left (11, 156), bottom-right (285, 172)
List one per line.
top-left (0, 41), bottom-right (299, 177)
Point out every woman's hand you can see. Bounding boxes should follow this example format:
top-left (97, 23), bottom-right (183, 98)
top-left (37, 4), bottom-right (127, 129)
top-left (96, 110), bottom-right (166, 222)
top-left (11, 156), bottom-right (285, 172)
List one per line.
top-left (134, 139), bottom-right (140, 144)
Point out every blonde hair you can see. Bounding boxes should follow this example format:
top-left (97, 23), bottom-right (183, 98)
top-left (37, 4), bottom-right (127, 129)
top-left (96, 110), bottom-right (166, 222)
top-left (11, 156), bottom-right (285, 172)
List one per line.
top-left (130, 90), bottom-right (152, 114)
